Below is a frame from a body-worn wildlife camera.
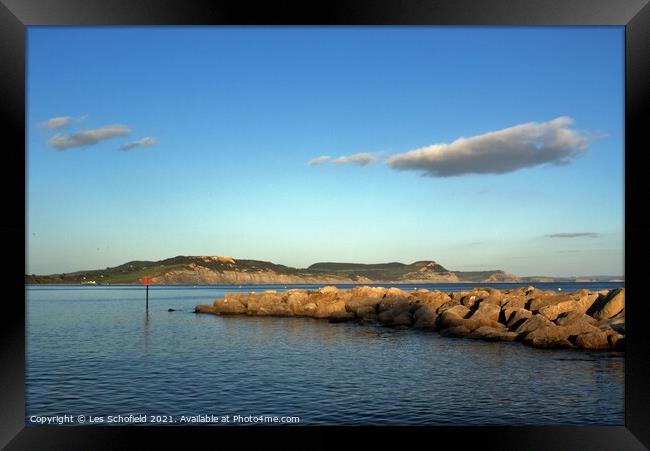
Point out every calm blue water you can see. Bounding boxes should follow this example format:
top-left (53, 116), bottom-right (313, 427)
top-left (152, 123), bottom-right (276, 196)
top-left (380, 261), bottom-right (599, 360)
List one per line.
top-left (26, 282), bottom-right (625, 426)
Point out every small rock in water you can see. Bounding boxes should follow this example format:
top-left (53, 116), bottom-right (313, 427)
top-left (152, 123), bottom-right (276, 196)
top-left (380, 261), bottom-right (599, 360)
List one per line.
top-left (168, 308), bottom-right (176, 312)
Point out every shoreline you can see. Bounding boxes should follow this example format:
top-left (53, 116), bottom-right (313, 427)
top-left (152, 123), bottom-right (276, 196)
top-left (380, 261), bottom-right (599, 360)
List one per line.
top-left (26, 280), bottom-right (625, 287)
top-left (194, 285), bottom-right (625, 351)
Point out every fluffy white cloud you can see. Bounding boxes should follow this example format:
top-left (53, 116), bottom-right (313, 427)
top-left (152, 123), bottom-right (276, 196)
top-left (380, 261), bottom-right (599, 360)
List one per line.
top-left (120, 137), bottom-right (157, 151)
top-left (48, 125), bottom-right (131, 150)
top-left (40, 116), bottom-right (72, 130)
top-left (308, 155), bottom-right (331, 166)
top-left (332, 152), bottom-right (377, 166)
top-left (386, 117), bottom-right (591, 177)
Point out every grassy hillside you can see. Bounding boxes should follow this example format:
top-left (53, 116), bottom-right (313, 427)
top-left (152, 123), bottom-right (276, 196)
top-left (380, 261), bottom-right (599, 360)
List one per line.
top-left (25, 256), bottom-right (522, 285)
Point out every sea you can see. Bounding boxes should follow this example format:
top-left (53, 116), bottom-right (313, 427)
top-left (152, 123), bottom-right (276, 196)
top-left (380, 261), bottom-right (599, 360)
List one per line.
top-left (25, 282), bottom-right (625, 426)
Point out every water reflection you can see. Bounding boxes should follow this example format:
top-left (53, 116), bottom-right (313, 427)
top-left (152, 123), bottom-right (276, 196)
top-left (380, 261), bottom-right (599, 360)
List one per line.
top-left (143, 309), bottom-right (151, 353)
top-left (26, 286), bottom-right (625, 425)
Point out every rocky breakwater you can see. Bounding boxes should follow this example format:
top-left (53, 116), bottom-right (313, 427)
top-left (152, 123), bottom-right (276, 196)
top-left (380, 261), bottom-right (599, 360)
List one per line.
top-left (194, 286), bottom-right (625, 351)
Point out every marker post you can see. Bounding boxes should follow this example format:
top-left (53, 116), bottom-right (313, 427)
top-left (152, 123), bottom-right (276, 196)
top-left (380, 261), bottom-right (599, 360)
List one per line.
top-left (142, 277), bottom-right (152, 311)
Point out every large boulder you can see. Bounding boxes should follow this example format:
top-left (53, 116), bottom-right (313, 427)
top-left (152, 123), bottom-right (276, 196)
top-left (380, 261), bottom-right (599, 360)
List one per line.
top-left (319, 286), bottom-right (339, 295)
top-left (312, 298), bottom-right (347, 319)
top-left (468, 302), bottom-right (501, 323)
top-left (521, 325), bottom-right (573, 349)
top-left (515, 314), bottom-right (554, 337)
top-left (597, 309), bottom-right (625, 334)
top-left (574, 330), bottom-right (611, 349)
top-left (527, 294), bottom-right (575, 313)
top-left (350, 286), bottom-right (387, 300)
top-left (555, 310), bottom-right (597, 327)
top-left (355, 305), bottom-right (378, 322)
top-left (468, 326), bottom-right (518, 342)
top-left (460, 290), bottom-right (490, 308)
top-left (539, 300), bottom-right (581, 321)
top-left (286, 290), bottom-right (310, 314)
top-left (533, 290), bottom-right (600, 318)
top-left (416, 291), bottom-right (452, 310)
top-left (377, 306), bottom-right (413, 326)
top-left (438, 303), bottom-right (469, 317)
top-left (505, 308), bottom-right (532, 329)
top-left (345, 295), bottom-right (381, 314)
top-left (450, 291), bottom-right (471, 302)
top-left (383, 287), bottom-right (411, 302)
top-left (412, 304), bottom-right (439, 329)
top-left (213, 297), bottom-right (247, 315)
top-left (437, 310), bottom-right (466, 330)
top-left (500, 294), bottom-right (528, 311)
top-left (246, 291), bottom-right (292, 316)
top-left (195, 304), bottom-right (216, 314)
top-left (587, 288), bottom-right (625, 320)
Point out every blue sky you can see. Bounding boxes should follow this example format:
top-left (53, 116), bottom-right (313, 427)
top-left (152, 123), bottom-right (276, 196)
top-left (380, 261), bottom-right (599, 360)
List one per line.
top-left (26, 27), bottom-right (624, 277)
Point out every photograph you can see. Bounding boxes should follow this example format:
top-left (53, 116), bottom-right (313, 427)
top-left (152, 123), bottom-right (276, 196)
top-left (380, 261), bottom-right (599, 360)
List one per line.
top-left (23, 25), bottom-right (628, 428)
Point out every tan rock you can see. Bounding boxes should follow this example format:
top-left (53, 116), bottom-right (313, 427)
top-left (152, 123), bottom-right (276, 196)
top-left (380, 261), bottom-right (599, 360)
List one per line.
top-left (460, 294), bottom-right (480, 308)
top-left (450, 291), bottom-right (471, 303)
top-left (438, 310), bottom-right (466, 329)
top-left (501, 295), bottom-right (528, 310)
top-left (414, 291), bottom-right (452, 312)
top-left (439, 304), bottom-right (470, 318)
top-left (313, 299), bottom-right (347, 318)
top-left (505, 308), bottom-right (532, 329)
top-left (527, 294), bottom-right (575, 312)
top-left (539, 300), bottom-right (580, 321)
top-left (587, 288), bottom-right (625, 320)
top-left (350, 286), bottom-right (387, 299)
top-left (345, 295), bottom-right (381, 313)
top-left (464, 317), bottom-right (506, 331)
top-left (469, 302), bottom-right (501, 323)
top-left (574, 331), bottom-right (611, 349)
top-left (522, 325), bottom-right (573, 349)
top-left (194, 304), bottom-right (216, 314)
top-left (318, 286), bottom-right (339, 295)
top-left (392, 311), bottom-right (413, 326)
top-left (213, 297), bottom-right (247, 315)
top-left (555, 311), bottom-right (597, 327)
top-left (468, 326), bottom-right (519, 342)
top-left (515, 314), bottom-right (554, 337)
top-left (355, 306), bottom-right (378, 321)
top-left (286, 290), bottom-right (310, 314)
top-left (384, 287), bottom-right (411, 301)
top-left (412, 304), bottom-right (439, 329)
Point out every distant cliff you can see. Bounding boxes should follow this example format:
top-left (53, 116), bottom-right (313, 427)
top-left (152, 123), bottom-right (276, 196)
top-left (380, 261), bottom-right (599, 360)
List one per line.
top-left (24, 255), bottom-right (621, 285)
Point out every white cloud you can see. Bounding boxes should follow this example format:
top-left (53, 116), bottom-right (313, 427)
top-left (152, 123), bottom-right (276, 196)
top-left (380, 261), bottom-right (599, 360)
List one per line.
top-left (386, 117), bottom-right (592, 177)
top-left (40, 116), bottom-right (72, 130)
top-left (48, 125), bottom-right (131, 150)
top-left (308, 155), bottom-right (331, 166)
top-left (332, 152), bottom-right (377, 166)
top-left (120, 137), bottom-right (157, 151)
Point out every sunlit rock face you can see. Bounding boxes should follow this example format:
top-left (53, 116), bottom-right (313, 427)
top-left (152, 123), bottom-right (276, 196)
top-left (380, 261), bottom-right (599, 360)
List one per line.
top-left (195, 287), bottom-right (625, 351)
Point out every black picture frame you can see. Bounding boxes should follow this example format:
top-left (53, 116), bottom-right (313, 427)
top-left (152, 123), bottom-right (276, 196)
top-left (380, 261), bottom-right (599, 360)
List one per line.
top-left (2, 0), bottom-right (649, 449)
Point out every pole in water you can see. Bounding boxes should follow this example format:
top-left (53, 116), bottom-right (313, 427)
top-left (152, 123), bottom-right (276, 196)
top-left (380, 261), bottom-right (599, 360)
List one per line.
top-left (143, 277), bottom-right (152, 311)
